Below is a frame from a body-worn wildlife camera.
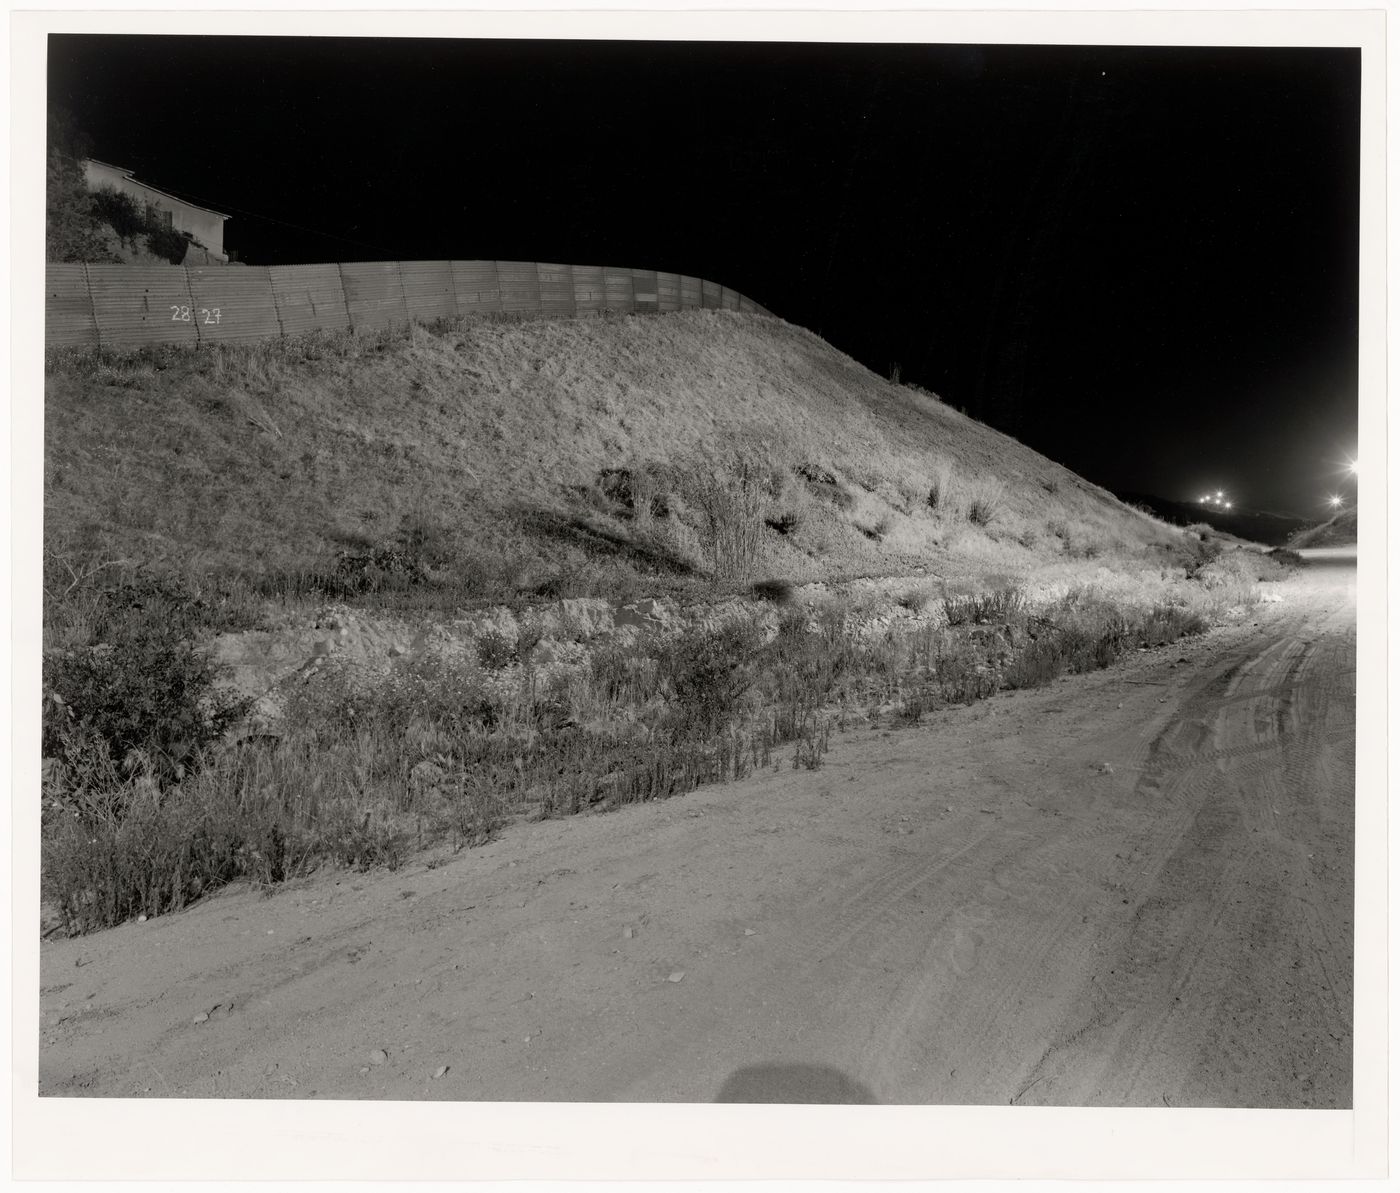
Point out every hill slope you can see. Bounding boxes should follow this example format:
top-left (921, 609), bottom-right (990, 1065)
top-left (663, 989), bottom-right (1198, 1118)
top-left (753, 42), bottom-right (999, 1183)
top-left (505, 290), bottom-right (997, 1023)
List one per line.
top-left (1289, 506), bottom-right (1357, 548)
top-left (45, 311), bottom-right (1182, 601)
top-left (1117, 492), bottom-right (1304, 548)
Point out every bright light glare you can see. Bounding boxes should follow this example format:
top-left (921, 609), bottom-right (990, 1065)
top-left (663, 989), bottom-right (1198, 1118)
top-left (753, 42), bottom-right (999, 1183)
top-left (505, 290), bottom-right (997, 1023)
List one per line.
top-left (1329, 495), bottom-right (1343, 508)
top-left (1215, 490), bottom-right (1223, 498)
top-left (1224, 501), bottom-right (1233, 509)
top-left (1348, 460), bottom-right (1358, 475)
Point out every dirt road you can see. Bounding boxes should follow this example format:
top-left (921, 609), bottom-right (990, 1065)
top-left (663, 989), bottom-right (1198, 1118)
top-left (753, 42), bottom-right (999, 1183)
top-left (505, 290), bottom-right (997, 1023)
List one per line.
top-left (38, 548), bottom-right (1355, 1106)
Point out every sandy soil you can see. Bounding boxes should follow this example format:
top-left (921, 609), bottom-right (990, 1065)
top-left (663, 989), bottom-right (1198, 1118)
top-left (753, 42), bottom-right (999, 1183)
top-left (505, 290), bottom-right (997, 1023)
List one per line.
top-left (38, 548), bottom-right (1355, 1106)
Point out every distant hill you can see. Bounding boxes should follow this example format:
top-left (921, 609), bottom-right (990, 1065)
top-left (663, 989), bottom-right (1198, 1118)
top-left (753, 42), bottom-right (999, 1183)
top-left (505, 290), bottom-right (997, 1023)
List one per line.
top-left (1288, 506), bottom-right (1357, 548)
top-left (1115, 492), bottom-right (1307, 547)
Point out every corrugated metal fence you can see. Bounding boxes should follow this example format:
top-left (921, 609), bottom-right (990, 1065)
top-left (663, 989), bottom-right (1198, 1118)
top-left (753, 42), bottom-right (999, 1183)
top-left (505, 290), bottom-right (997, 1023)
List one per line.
top-left (44, 259), bottom-right (771, 350)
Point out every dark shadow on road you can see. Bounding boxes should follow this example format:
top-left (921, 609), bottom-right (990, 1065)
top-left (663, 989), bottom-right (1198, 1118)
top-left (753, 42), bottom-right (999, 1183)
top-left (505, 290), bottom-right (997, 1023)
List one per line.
top-left (714, 1063), bottom-right (879, 1104)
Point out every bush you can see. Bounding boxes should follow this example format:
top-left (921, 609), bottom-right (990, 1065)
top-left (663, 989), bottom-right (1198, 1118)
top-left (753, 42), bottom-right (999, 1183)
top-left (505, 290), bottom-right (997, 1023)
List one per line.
top-left (44, 620), bottom-right (252, 790)
top-left (682, 457), bottom-right (766, 583)
top-left (475, 630), bottom-right (517, 671)
top-left (662, 618), bottom-right (767, 730)
top-left (46, 149), bottom-right (120, 264)
top-left (84, 185), bottom-right (191, 263)
top-left (943, 586), bottom-right (1024, 627)
top-left (145, 222), bottom-right (190, 265)
top-left (89, 187), bottom-right (146, 242)
top-left (1267, 547), bottom-right (1305, 570)
top-left (752, 579), bottom-right (796, 604)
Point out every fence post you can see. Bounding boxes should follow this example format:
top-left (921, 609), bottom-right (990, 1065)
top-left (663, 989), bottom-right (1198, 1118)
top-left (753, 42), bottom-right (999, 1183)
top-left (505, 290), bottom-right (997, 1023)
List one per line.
top-left (269, 266), bottom-right (287, 338)
top-left (83, 262), bottom-right (100, 351)
top-left (180, 267), bottom-right (201, 349)
top-left (337, 262), bottom-right (352, 333)
top-left (395, 260), bottom-right (409, 330)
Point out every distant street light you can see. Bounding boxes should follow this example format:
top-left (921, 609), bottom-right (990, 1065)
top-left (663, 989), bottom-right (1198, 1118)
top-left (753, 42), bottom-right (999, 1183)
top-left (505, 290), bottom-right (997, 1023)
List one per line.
top-left (1223, 501), bottom-right (1233, 510)
top-left (1348, 460), bottom-right (1358, 476)
top-left (1329, 495), bottom-right (1343, 508)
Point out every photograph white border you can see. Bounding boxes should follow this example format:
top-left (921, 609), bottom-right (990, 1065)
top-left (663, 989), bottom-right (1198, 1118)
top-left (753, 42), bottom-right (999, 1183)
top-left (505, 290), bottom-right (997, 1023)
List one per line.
top-left (8, 4), bottom-right (1388, 1183)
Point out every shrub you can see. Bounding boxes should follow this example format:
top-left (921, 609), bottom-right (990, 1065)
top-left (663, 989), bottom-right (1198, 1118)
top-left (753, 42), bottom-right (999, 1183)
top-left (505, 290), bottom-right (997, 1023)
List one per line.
top-left (89, 186), bottom-right (145, 242)
top-left (682, 457), bottom-right (766, 583)
top-left (475, 630), bottom-right (517, 671)
top-left (145, 223), bottom-right (190, 265)
top-left (43, 620), bottom-right (252, 790)
top-left (752, 579), bottom-right (796, 604)
top-left (897, 587), bottom-right (935, 613)
top-left (943, 586), bottom-right (1024, 627)
top-left (661, 618), bottom-right (766, 730)
top-left (46, 149), bottom-right (120, 264)
top-left (592, 465), bottom-right (671, 522)
top-left (1266, 547), bottom-right (1305, 570)
top-left (333, 544), bottom-right (425, 593)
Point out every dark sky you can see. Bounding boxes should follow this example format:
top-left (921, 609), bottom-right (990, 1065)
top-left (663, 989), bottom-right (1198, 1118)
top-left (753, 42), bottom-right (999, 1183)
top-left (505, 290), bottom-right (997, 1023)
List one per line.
top-left (48, 36), bottom-right (1360, 517)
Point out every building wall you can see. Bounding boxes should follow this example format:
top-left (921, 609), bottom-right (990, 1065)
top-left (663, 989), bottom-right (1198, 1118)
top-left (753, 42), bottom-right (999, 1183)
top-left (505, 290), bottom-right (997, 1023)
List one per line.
top-left (82, 160), bottom-right (227, 260)
top-left (44, 260), bottom-right (771, 349)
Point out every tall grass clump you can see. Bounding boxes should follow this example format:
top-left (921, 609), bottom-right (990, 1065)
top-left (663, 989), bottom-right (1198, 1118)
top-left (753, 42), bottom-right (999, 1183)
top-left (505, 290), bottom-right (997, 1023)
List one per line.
top-left (967, 479), bottom-right (1006, 527)
top-left (682, 456), bottom-right (766, 584)
top-left (927, 463), bottom-right (960, 516)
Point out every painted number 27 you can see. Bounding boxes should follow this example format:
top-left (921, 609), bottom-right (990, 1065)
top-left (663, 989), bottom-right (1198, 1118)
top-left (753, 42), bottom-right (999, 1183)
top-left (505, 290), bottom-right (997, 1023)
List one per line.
top-left (169, 306), bottom-right (222, 324)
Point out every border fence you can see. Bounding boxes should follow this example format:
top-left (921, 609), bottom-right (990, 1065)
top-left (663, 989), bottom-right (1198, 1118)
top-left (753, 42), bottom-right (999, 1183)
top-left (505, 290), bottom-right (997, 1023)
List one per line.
top-left (44, 260), bottom-right (771, 351)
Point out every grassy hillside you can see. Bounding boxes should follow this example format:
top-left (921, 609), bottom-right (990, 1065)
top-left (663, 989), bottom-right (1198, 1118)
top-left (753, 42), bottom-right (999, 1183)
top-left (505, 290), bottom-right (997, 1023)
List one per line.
top-left (46, 310), bottom-right (1182, 607)
top-left (1289, 506), bottom-right (1357, 548)
top-left (49, 309), bottom-right (1299, 935)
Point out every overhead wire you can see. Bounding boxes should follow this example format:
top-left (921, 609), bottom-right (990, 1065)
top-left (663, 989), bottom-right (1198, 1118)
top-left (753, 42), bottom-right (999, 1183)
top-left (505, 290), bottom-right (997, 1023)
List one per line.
top-left (141, 178), bottom-right (399, 257)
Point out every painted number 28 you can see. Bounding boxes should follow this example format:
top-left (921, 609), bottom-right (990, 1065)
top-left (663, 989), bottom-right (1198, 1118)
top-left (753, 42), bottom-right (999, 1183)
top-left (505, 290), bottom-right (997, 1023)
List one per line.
top-left (169, 306), bottom-right (222, 324)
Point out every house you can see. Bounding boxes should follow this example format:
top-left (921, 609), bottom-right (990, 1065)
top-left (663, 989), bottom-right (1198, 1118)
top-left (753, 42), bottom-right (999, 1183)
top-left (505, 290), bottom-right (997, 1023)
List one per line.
top-left (82, 158), bottom-right (230, 263)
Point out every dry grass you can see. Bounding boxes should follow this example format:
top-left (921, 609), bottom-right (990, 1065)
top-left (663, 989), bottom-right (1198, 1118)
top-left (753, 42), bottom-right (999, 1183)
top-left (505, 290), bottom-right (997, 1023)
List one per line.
top-left (45, 313), bottom-right (1185, 604)
top-left (40, 311), bottom-right (1230, 933)
top-left (42, 545), bottom-right (1265, 934)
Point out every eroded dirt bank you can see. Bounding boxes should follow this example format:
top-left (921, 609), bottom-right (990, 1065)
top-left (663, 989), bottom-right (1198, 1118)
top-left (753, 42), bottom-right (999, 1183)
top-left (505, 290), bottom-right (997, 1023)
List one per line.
top-left (39, 549), bottom-right (1355, 1106)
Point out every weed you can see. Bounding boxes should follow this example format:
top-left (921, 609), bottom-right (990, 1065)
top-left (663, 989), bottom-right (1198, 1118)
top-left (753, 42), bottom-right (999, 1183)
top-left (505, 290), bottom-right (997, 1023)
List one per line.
top-left (897, 588), bottom-right (935, 613)
top-left (943, 585), bottom-right (1024, 626)
top-left (475, 630), bottom-right (517, 672)
top-left (662, 618), bottom-right (766, 730)
top-left (927, 464), bottom-right (957, 513)
top-left (967, 481), bottom-right (1006, 527)
top-left (765, 510), bottom-right (803, 536)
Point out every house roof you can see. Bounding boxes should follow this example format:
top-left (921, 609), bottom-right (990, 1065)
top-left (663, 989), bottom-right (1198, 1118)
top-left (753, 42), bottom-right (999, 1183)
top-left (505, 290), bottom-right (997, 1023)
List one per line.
top-left (82, 158), bottom-right (230, 221)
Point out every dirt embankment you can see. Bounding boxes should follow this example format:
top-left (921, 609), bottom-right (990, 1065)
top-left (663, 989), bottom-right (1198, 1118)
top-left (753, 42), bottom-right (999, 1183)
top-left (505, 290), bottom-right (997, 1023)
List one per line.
top-left (38, 549), bottom-right (1354, 1107)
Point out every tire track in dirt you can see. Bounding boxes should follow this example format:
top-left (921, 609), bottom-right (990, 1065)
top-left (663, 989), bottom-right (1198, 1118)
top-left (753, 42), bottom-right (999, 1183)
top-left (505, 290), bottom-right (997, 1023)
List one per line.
top-left (1007, 591), bottom-right (1354, 1107)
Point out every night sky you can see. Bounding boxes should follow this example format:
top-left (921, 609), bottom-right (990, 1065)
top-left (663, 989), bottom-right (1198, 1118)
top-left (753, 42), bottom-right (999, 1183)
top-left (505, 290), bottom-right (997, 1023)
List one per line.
top-left (47, 36), bottom-right (1360, 518)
